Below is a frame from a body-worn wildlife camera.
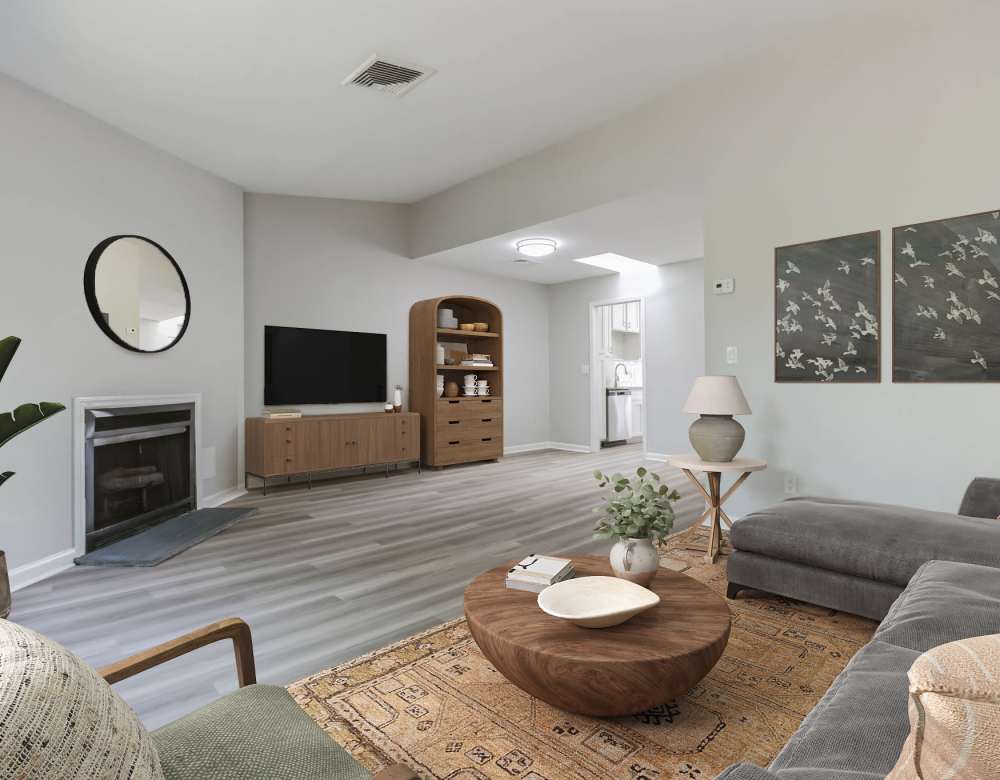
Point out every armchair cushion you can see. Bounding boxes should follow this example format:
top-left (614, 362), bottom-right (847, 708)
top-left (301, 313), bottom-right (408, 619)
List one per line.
top-left (0, 619), bottom-right (163, 779)
top-left (151, 684), bottom-right (370, 780)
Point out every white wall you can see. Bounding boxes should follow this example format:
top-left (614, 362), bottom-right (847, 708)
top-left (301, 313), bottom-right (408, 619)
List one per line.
top-left (243, 194), bottom-right (551, 448)
top-left (547, 259), bottom-right (705, 455)
top-left (404, 3), bottom-right (1000, 515)
top-left (0, 74), bottom-right (245, 581)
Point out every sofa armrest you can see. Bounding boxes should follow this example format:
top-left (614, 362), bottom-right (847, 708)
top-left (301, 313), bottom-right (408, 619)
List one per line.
top-left (713, 763), bottom-right (780, 780)
top-left (372, 765), bottom-right (420, 780)
top-left (959, 477), bottom-right (1000, 519)
top-left (98, 617), bottom-right (256, 687)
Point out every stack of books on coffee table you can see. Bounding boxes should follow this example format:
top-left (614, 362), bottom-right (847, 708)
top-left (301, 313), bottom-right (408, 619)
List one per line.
top-left (506, 554), bottom-right (575, 593)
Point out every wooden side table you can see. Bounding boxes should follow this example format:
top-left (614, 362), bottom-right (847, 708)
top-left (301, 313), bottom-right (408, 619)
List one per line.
top-left (667, 454), bottom-right (767, 564)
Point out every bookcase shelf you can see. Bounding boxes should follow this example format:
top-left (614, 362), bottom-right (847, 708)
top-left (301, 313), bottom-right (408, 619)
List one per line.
top-left (410, 296), bottom-right (504, 467)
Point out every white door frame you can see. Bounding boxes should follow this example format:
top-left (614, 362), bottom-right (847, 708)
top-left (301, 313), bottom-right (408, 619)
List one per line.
top-left (588, 296), bottom-right (647, 455)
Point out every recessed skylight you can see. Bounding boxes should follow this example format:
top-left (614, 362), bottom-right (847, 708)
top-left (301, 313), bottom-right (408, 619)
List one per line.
top-left (571, 253), bottom-right (656, 274)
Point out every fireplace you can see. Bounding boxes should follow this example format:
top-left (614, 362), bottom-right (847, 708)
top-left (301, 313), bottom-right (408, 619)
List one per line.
top-left (84, 402), bottom-right (196, 551)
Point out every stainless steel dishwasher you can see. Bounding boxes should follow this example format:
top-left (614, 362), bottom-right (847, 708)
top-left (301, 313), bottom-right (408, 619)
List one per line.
top-left (605, 388), bottom-right (633, 446)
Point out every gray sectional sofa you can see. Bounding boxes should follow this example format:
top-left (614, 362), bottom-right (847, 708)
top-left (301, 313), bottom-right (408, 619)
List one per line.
top-left (716, 478), bottom-right (1000, 779)
top-left (717, 558), bottom-right (1000, 779)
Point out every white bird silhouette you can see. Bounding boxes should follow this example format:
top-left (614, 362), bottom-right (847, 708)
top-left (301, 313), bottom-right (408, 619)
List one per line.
top-left (909, 259), bottom-right (930, 268)
top-left (820, 333), bottom-right (837, 346)
top-left (776, 278), bottom-right (790, 293)
top-left (777, 314), bottom-right (803, 334)
top-left (946, 291), bottom-right (963, 307)
top-left (945, 262), bottom-right (965, 278)
top-left (916, 304), bottom-right (938, 320)
top-left (922, 275), bottom-right (935, 289)
top-left (835, 358), bottom-right (849, 373)
top-left (976, 227), bottom-right (998, 245)
top-left (971, 350), bottom-right (988, 371)
top-left (842, 341), bottom-right (857, 356)
top-left (986, 290), bottom-right (1000, 302)
top-left (837, 261), bottom-right (851, 275)
top-left (904, 226), bottom-right (918, 232)
top-left (802, 292), bottom-right (822, 309)
top-left (894, 272), bottom-right (908, 286)
top-left (855, 366), bottom-right (868, 374)
top-left (971, 245), bottom-right (989, 259)
top-left (947, 307), bottom-right (964, 323)
top-left (951, 243), bottom-right (968, 262)
top-left (977, 269), bottom-right (998, 288)
top-left (900, 242), bottom-right (916, 259)
top-left (786, 349), bottom-right (805, 370)
top-left (785, 260), bottom-right (801, 275)
top-left (786, 300), bottom-right (801, 315)
top-left (933, 328), bottom-right (947, 341)
top-left (857, 301), bottom-right (875, 322)
top-left (965, 306), bottom-right (982, 325)
top-left (859, 256), bottom-right (876, 266)
top-left (776, 342), bottom-right (786, 358)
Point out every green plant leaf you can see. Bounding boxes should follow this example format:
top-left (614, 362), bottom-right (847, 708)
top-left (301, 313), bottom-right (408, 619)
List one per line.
top-left (0, 402), bottom-right (66, 449)
top-left (0, 337), bottom-right (20, 384)
top-left (0, 471), bottom-right (12, 488)
top-left (636, 466), bottom-right (647, 477)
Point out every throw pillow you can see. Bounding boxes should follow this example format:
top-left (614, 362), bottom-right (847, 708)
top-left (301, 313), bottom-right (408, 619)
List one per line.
top-left (0, 619), bottom-right (163, 780)
top-left (886, 632), bottom-right (1000, 780)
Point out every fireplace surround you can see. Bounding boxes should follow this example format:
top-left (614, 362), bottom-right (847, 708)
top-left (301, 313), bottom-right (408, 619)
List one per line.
top-left (73, 394), bottom-right (202, 555)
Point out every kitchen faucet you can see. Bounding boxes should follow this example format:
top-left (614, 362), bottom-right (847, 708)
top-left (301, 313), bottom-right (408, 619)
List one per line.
top-left (614, 362), bottom-right (628, 388)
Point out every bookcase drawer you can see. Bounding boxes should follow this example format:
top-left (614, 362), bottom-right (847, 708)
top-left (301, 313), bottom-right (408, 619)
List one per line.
top-left (435, 418), bottom-right (502, 448)
top-left (435, 436), bottom-right (502, 465)
top-left (436, 397), bottom-right (502, 421)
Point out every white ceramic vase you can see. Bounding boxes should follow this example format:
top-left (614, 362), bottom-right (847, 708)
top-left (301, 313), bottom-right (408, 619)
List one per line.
top-left (609, 537), bottom-right (659, 587)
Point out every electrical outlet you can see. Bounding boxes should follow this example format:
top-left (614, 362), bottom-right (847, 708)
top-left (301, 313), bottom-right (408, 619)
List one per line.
top-left (726, 346), bottom-right (738, 364)
top-left (784, 473), bottom-right (798, 495)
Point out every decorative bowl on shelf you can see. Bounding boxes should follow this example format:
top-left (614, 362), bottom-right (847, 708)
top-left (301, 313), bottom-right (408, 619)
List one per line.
top-left (537, 576), bottom-right (659, 629)
top-left (459, 323), bottom-right (476, 331)
top-left (473, 322), bottom-right (489, 331)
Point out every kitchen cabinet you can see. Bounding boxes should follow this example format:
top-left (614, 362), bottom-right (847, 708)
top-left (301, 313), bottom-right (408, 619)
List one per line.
top-left (610, 301), bottom-right (641, 333)
top-left (630, 389), bottom-right (643, 437)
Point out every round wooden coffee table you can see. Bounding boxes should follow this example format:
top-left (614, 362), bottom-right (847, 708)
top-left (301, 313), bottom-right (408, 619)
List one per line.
top-left (464, 555), bottom-right (731, 717)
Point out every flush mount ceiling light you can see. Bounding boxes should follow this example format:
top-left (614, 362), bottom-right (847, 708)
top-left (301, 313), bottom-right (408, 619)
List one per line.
top-left (515, 238), bottom-right (558, 258)
top-left (571, 252), bottom-right (657, 274)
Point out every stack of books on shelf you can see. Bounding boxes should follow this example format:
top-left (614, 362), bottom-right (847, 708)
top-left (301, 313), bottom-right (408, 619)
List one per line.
top-left (460, 353), bottom-right (494, 368)
top-left (506, 554), bottom-right (575, 593)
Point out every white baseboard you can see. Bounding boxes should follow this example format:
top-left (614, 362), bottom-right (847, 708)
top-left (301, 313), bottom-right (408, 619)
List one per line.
top-left (10, 548), bottom-right (76, 592)
top-left (504, 441), bottom-right (592, 455)
top-left (645, 451), bottom-right (669, 462)
top-left (201, 486), bottom-right (247, 508)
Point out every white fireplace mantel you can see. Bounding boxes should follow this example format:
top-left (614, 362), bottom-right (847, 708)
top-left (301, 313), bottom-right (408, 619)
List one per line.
top-left (71, 393), bottom-right (203, 557)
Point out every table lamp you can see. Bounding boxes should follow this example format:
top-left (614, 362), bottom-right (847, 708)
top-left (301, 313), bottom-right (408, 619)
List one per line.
top-left (682, 375), bottom-right (751, 462)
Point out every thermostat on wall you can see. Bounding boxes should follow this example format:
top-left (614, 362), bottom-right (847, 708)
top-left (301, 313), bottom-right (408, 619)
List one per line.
top-left (713, 278), bottom-right (735, 295)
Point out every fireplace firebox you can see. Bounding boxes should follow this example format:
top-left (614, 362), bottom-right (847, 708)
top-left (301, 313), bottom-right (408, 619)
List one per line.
top-left (84, 403), bottom-right (196, 551)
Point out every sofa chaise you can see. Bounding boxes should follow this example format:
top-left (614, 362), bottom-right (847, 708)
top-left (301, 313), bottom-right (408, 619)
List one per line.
top-left (727, 477), bottom-right (1000, 620)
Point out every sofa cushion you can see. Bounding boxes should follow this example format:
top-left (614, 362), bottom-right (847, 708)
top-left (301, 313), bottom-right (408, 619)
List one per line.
top-left (767, 640), bottom-right (918, 778)
top-left (886, 633), bottom-right (1000, 780)
top-left (959, 477), bottom-right (1000, 519)
top-left (0, 619), bottom-right (163, 779)
top-left (874, 560), bottom-right (1000, 652)
top-left (152, 684), bottom-right (370, 780)
top-left (731, 497), bottom-right (1000, 587)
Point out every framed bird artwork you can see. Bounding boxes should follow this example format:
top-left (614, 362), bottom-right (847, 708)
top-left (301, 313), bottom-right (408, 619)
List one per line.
top-left (893, 208), bottom-right (1000, 382)
top-left (774, 231), bottom-right (881, 383)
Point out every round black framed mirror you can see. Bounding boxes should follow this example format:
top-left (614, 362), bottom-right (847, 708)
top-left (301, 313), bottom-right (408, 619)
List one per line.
top-left (83, 235), bottom-right (191, 353)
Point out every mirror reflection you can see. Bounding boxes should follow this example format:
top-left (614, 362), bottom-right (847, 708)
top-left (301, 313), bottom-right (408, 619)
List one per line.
top-left (86, 236), bottom-right (189, 352)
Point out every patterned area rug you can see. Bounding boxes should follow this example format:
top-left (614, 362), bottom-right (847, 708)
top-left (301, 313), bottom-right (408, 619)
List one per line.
top-left (290, 530), bottom-right (877, 779)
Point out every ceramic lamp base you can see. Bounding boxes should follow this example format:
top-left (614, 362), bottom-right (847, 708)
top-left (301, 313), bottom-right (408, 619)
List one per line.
top-left (689, 414), bottom-right (744, 462)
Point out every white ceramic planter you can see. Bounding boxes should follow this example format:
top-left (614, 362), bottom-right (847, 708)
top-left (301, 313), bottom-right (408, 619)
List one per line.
top-left (609, 537), bottom-right (659, 587)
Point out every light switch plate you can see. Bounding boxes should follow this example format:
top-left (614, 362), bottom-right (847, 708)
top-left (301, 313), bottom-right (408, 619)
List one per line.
top-left (581, 363), bottom-right (590, 375)
top-left (726, 346), bottom-right (738, 364)
top-left (713, 278), bottom-right (735, 295)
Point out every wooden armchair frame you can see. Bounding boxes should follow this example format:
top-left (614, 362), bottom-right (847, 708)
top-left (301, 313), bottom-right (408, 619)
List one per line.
top-left (98, 617), bottom-right (417, 780)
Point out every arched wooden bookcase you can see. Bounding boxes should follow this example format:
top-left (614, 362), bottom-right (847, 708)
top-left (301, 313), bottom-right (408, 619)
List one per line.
top-left (409, 296), bottom-right (503, 467)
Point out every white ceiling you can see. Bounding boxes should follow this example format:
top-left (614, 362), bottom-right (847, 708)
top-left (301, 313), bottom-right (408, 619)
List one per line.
top-left (419, 192), bottom-right (703, 285)
top-left (0, 0), bottom-right (879, 203)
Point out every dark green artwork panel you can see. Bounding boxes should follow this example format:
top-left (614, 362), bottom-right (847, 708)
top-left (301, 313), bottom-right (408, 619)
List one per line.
top-left (893, 209), bottom-right (1000, 382)
top-left (775, 231), bottom-right (881, 382)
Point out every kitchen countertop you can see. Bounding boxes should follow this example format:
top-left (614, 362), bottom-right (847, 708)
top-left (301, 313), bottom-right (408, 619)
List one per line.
top-left (607, 386), bottom-right (643, 392)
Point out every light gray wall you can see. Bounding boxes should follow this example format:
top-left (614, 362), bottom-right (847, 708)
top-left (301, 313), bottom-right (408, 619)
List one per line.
top-left (404, 4), bottom-right (1000, 515)
top-left (1, 75), bottom-right (245, 576)
top-left (547, 259), bottom-right (705, 454)
top-left (243, 194), bottom-right (550, 448)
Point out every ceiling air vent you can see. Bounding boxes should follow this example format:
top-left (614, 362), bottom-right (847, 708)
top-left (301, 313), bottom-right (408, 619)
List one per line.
top-left (342, 54), bottom-right (434, 97)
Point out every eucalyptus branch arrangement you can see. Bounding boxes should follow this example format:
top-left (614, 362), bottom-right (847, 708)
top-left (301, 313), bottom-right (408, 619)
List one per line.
top-left (1, 337), bottom-right (65, 489)
top-left (592, 467), bottom-right (681, 544)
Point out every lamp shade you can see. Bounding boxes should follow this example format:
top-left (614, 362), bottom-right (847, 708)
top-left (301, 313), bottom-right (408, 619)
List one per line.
top-left (682, 375), bottom-right (751, 416)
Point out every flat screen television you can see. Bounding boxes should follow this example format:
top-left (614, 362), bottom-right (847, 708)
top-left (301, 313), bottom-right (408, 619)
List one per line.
top-left (264, 325), bottom-right (387, 405)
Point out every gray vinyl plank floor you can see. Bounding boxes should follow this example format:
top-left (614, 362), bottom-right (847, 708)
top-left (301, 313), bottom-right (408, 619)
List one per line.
top-left (14, 445), bottom-right (704, 728)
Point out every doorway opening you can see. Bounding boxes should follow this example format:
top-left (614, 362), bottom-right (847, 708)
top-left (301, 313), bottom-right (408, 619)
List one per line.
top-left (589, 297), bottom-right (646, 454)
